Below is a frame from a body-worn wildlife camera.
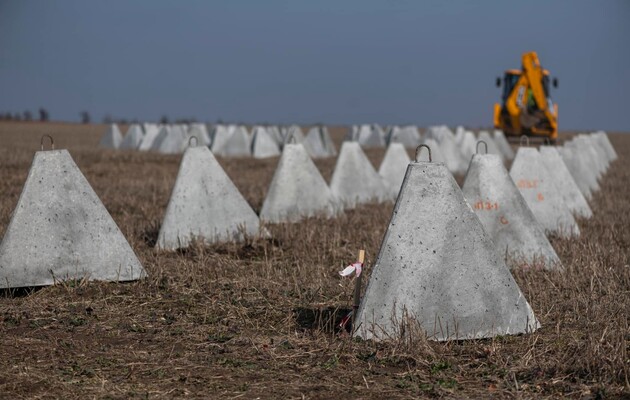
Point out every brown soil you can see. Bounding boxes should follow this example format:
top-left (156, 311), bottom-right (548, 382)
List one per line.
top-left (0, 121), bottom-right (628, 399)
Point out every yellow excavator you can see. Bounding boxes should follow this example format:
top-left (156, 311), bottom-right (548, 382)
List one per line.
top-left (493, 51), bottom-right (559, 143)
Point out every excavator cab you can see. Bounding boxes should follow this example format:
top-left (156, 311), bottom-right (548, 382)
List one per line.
top-left (493, 52), bottom-right (558, 143)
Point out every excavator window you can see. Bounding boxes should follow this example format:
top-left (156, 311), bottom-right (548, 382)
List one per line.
top-left (502, 73), bottom-right (520, 105)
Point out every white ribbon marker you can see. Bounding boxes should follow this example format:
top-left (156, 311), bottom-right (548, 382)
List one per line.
top-left (339, 262), bottom-right (362, 278)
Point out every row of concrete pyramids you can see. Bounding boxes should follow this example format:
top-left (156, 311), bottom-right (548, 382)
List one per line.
top-left (99, 123), bottom-right (337, 159)
top-left (0, 130), bottom-right (618, 344)
top-left (354, 131), bottom-right (617, 341)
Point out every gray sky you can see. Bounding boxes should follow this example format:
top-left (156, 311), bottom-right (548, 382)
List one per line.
top-left (1, 1), bottom-right (628, 130)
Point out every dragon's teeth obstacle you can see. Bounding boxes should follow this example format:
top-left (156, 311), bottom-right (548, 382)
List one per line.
top-left (462, 151), bottom-right (561, 269)
top-left (0, 141), bottom-right (146, 288)
top-left (156, 145), bottom-right (261, 250)
top-left (355, 146), bottom-right (539, 341)
top-left (510, 147), bottom-right (580, 238)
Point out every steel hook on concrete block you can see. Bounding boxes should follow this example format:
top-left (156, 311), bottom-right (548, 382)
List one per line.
top-left (188, 136), bottom-right (198, 147)
top-left (415, 144), bottom-right (432, 162)
top-left (476, 140), bottom-right (488, 154)
top-left (41, 135), bottom-right (54, 151)
top-left (287, 132), bottom-right (297, 144)
top-left (520, 135), bottom-right (530, 147)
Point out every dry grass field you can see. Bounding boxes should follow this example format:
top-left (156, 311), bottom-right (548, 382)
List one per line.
top-left (0, 121), bottom-right (628, 399)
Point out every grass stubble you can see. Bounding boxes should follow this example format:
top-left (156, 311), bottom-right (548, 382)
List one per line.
top-left (0, 121), bottom-right (628, 399)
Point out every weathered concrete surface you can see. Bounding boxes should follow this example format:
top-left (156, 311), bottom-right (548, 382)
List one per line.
top-left (510, 147), bottom-right (580, 238)
top-left (330, 142), bottom-right (389, 208)
top-left (210, 125), bottom-right (233, 153)
top-left (138, 124), bottom-right (161, 151)
top-left (459, 131), bottom-right (477, 165)
top-left (251, 126), bottom-right (281, 159)
top-left (581, 135), bottom-right (609, 174)
top-left (355, 161), bottom-right (539, 341)
top-left (378, 143), bottom-right (411, 199)
top-left (493, 130), bottom-right (515, 161)
top-left (0, 150), bottom-right (146, 288)
top-left (424, 125), bottom-right (453, 143)
top-left (540, 146), bottom-right (593, 219)
top-left (577, 136), bottom-right (607, 177)
top-left (439, 134), bottom-right (466, 174)
top-left (557, 146), bottom-right (593, 201)
top-left (462, 154), bottom-right (562, 269)
top-left (347, 124), bottom-right (386, 148)
top-left (99, 124), bottom-right (123, 149)
top-left (260, 144), bottom-right (338, 223)
top-left (120, 124), bottom-right (144, 150)
top-left (156, 146), bottom-right (260, 250)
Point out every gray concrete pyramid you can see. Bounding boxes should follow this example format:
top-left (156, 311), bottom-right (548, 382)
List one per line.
top-left (424, 125), bottom-right (453, 143)
top-left (152, 126), bottom-right (185, 154)
top-left (99, 124), bottom-right (123, 149)
top-left (305, 126), bottom-right (336, 158)
top-left (260, 144), bottom-right (338, 223)
top-left (0, 149), bottom-right (146, 288)
top-left (462, 153), bottom-right (561, 269)
top-left (454, 126), bottom-right (465, 144)
top-left (156, 146), bottom-right (260, 249)
top-left (355, 158), bottom-right (539, 341)
top-left (267, 125), bottom-right (284, 146)
top-left (421, 138), bottom-right (447, 164)
top-left (330, 142), bottom-right (389, 208)
top-left (213, 125), bottom-right (251, 158)
top-left (581, 135), bottom-right (609, 174)
top-left (459, 131), bottom-right (477, 164)
top-left (565, 141), bottom-right (601, 193)
top-left (378, 143), bottom-right (411, 199)
top-left (478, 131), bottom-right (505, 163)
top-left (187, 124), bottom-right (211, 146)
top-left (350, 124), bottom-right (386, 148)
top-left (593, 131), bottom-right (617, 161)
top-left (387, 126), bottom-right (421, 148)
top-left (120, 124), bottom-right (144, 150)
top-left (438, 134), bottom-right (466, 174)
top-left (251, 126), bottom-right (281, 159)
top-left (493, 130), bottom-right (515, 161)
top-left (510, 147), bottom-right (580, 238)
top-left (210, 124), bottom-right (232, 153)
top-left (138, 124), bottom-right (161, 151)
top-left (576, 135), bottom-right (606, 177)
top-left (539, 146), bottom-right (592, 219)
top-left (557, 146), bottom-right (593, 201)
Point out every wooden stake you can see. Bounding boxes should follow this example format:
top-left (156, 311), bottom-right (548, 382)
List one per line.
top-left (352, 249), bottom-right (365, 329)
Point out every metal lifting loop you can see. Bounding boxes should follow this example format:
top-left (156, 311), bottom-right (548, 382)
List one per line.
top-left (287, 132), bottom-right (296, 144)
top-left (476, 140), bottom-right (488, 154)
top-left (188, 136), bottom-right (198, 147)
top-left (415, 144), bottom-right (432, 162)
top-left (41, 134), bottom-right (54, 151)
top-left (520, 135), bottom-right (530, 147)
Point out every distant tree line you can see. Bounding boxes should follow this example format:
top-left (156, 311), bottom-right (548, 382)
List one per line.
top-left (0, 108), bottom-right (49, 121)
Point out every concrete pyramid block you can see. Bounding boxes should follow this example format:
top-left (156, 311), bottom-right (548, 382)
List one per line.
top-left (330, 142), bottom-right (389, 208)
top-left (583, 135), bottom-right (609, 173)
top-left (213, 125), bottom-right (251, 158)
top-left (120, 124), bottom-right (144, 150)
top-left (493, 130), bottom-right (515, 161)
top-left (565, 141), bottom-right (601, 192)
top-left (350, 124), bottom-right (386, 148)
top-left (459, 130), bottom-right (477, 165)
top-left (593, 131), bottom-right (617, 161)
top-left (438, 134), bottom-right (466, 174)
top-left (454, 126), bottom-right (465, 144)
top-left (355, 159), bottom-right (539, 341)
top-left (540, 146), bottom-right (592, 219)
top-left (478, 131), bottom-right (505, 163)
top-left (151, 126), bottom-right (185, 154)
top-left (462, 154), bottom-right (561, 269)
top-left (157, 146), bottom-right (260, 249)
top-left (260, 144), bottom-right (339, 223)
top-left (421, 138), bottom-right (447, 165)
top-left (0, 149), bottom-right (146, 288)
top-left (187, 124), bottom-right (211, 146)
top-left (210, 124), bottom-right (232, 153)
top-left (305, 126), bottom-right (337, 158)
top-left (387, 126), bottom-right (421, 148)
top-left (99, 124), bottom-right (123, 149)
top-left (267, 125), bottom-right (284, 146)
top-left (251, 126), bottom-right (281, 159)
top-left (138, 124), bottom-right (161, 151)
top-left (577, 136), bottom-right (606, 177)
top-left (510, 147), bottom-right (580, 238)
top-left (558, 146), bottom-right (593, 201)
top-left (378, 143), bottom-right (411, 199)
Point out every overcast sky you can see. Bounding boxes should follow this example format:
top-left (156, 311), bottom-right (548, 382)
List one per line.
top-left (1, 1), bottom-right (628, 131)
